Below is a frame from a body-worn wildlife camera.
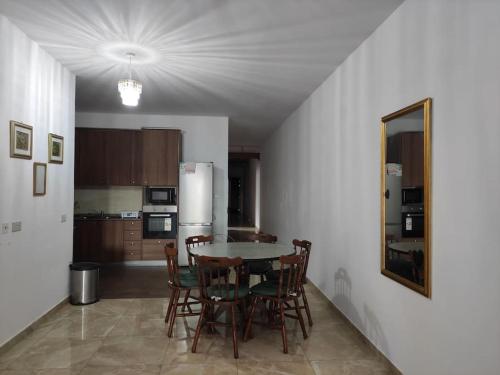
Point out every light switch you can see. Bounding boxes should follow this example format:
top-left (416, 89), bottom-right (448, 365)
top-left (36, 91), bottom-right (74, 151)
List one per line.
top-left (1, 223), bottom-right (9, 234)
top-left (61, 214), bottom-right (67, 223)
top-left (12, 221), bottom-right (22, 232)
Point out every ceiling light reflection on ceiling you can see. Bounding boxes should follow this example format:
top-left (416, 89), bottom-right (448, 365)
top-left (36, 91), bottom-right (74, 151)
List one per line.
top-left (118, 53), bottom-right (142, 106)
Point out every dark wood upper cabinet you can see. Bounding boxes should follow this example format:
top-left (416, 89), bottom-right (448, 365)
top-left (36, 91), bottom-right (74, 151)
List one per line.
top-left (104, 130), bottom-right (143, 186)
top-left (142, 129), bottom-right (180, 186)
top-left (75, 128), bottom-right (107, 186)
top-left (401, 132), bottom-right (424, 188)
top-left (386, 132), bottom-right (424, 187)
top-left (75, 128), bottom-right (179, 187)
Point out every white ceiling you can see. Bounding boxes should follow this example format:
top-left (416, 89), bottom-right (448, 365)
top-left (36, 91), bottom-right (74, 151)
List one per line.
top-left (0, 0), bottom-right (402, 146)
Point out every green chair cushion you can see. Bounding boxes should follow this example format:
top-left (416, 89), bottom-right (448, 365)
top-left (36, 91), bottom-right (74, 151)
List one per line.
top-left (265, 269), bottom-right (289, 282)
top-left (250, 280), bottom-right (283, 297)
top-left (248, 260), bottom-right (273, 275)
top-left (178, 273), bottom-right (199, 288)
top-left (206, 284), bottom-right (249, 301)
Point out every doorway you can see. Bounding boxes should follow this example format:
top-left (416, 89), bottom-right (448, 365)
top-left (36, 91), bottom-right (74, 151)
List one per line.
top-left (228, 153), bottom-right (260, 240)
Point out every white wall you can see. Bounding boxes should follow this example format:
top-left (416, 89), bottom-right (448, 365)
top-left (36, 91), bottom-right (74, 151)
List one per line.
top-left (260, 1), bottom-right (500, 374)
top-left (75, 112), bottom-right (229, 238)
top-left (0, 15), bottom-right (75, 346)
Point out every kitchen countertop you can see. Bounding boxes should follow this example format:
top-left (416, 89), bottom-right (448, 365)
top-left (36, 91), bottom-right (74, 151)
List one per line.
top-left (74, 214), bottom-right (142, 221)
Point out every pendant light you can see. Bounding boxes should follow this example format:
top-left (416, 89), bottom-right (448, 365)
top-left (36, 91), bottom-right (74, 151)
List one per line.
top-left (118, 53), bottom-right (142, 106)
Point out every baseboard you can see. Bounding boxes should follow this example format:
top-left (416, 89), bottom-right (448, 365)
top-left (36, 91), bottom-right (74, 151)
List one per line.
top-left (306, 280), bottom-right (403, 375)
top-left (0, 296), bottom-right (69, 354)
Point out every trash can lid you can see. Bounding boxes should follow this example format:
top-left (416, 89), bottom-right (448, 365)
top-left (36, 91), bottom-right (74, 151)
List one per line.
top-left (69, 262), bottom-right (100, 271)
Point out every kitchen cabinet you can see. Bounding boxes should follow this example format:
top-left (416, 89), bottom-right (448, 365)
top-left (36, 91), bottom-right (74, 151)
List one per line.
top-left (142, 239), bottom-right (175, 260)
top-left (75, 128), bottom-right (107, 186)
top-left (142, 129), bottom-right (180, 186)
top-left (101, 220), bottom-right (124, 262)
top-left (104, 130), bottom-right (142, 186)
top-left (73, 219), bottom-right (143, 262)
top-left (386, 132), bottom-right (424, 187)
top-left (75, 128), bottom-right (178, 187)
top-left (73, 220), bottom-right (101, 262)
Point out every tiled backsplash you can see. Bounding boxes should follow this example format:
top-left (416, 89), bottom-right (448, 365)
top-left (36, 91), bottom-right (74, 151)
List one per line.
top-left (74, 187), bottom-right (142, 214)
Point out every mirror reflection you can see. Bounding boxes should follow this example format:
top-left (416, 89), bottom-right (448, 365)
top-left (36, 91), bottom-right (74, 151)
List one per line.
top-left (381, 99), bottom-right (431, 297)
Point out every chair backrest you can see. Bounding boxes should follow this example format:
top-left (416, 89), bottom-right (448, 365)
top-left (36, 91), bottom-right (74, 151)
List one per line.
top-left (293, 239), bottom-right (312, 282)
top-left (185, 235), bottom-right (214, 267)
top-left (247, 232), bottom-right (278, 243)
top-left (196, 255), bottom-right (244, 302)
top-left (165, 246), bottom-right (181, 287)
top-left (276, 254), bottom-right (306, 299)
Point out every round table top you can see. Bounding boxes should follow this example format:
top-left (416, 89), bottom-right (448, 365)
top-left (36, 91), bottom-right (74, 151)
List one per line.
top-left (388, 241), bottom-right (424, 253)
top-left (188, 242), bottom-right (295, 261)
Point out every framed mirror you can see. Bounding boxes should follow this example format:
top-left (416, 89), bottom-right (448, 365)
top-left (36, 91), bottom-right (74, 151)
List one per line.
top-left (380, 98), bottom-right (431, 297)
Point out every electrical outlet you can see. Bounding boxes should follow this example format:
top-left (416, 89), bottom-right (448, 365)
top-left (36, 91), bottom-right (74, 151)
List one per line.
top-left (12, 221), bottom-right (21, 232)
top-left (61, 214), bottom-right (67, 223)
top-left (1, 223), bottom-right (9, 234)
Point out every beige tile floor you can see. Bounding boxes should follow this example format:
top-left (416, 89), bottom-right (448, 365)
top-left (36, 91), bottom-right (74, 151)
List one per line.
top-left (0, 285), bottom-right (397, 375)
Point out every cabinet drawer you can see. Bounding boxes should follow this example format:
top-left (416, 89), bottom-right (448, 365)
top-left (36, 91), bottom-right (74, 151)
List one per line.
top-left (124, 230), bottom-right (141, 241)
top-left (124, 241), bottom-right (142, 251)
top-left (124, 250), bottom-right (141, 260)
top-left (142, 239), bottom-right (176, 260)
top-left (124, 220), bottom-right (142, 231)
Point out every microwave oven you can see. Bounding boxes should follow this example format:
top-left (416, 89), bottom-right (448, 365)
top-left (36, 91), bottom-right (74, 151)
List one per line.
top-left (402, 187), bottom-right (423, 206)
top-left (144, 187), bottom-right (176, 206)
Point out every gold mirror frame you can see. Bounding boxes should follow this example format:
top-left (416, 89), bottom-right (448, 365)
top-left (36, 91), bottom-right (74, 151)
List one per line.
top-left (380, 98), bottom-right (431, 297)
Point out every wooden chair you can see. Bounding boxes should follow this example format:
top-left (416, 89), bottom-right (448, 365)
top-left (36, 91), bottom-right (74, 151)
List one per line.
top-left (185, 235), bottom-right (214, 270)
top-left (164, 247), bottom-right (201, 337)
top-left (244, 254), bottom-right (308, 353)
top-left (191, 255), bottom-right (249, 359)
top-left (247, 232), bottom-right (277, 282)
top-left (266, 239), bottom-right (313, 326)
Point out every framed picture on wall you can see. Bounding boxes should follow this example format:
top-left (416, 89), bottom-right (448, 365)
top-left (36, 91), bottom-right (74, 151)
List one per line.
top-left (33, 162), bottom-right (47, 196)
top-left (10, 121), bottom-right (33, 159)
top-left (48, 133), bottom-right (64, 164)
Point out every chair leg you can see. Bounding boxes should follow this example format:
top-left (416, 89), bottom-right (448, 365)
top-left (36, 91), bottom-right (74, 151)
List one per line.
top-left (181, 289), bottom-right (191, 312)
top-left (167, 288), bottom-right (180, 337)
top-left (165, 286), bottom-right (175, 323)
top-left (279, 301), bottom-right (288, 354)
top-left (231, 304), bottom-right (239, 359)
top-left (301, 284), bottom-right (313, 326)
top-left (294, 297), bottom-right (308, 340)
top-left (192, 303), bottom-right (207, 353)
top-left (244, 297), bottom-right (258, 342)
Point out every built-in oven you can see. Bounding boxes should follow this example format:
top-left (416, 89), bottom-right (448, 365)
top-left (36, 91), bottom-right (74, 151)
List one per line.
top-left (144, 187), bottom-right (176, 206)
top-left (402, 187), bottom-right (423, 206)
top-left (143, 206), bottom-right (177, 239)
top-left (401, 209), bottom-right (424, 238)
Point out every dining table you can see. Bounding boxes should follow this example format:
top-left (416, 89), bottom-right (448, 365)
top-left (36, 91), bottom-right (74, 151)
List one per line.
top-left (187, 241), bottom-right (296, 262)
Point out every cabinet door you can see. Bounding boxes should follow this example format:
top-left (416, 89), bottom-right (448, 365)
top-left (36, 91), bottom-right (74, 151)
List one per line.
top-left (166, 130), bottom-right (180, 186)
top-left (75, 129), bottom-right (107, 186)
top-left (131, 130), bottom-right (143, 186)
top-left (74, 220), bottom-right (101, 262)
top-left (101, 220), bottom-right (124, 262)
top-left (142, 129), bottom-right (169, 186)
top-left (401, 133), bottom-right (424, 187)
top-left (104, 130), bottom-right (133, 186)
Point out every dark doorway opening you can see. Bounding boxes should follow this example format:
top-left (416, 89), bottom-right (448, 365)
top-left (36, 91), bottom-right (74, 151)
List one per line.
top-left (228, 153), bottom-right (260, 231)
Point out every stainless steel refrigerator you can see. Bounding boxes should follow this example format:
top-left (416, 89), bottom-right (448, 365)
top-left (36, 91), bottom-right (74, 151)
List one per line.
top-left (177, 162), bottom-right (213, 266)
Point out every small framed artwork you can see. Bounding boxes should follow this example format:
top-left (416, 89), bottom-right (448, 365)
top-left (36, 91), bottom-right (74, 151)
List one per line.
top-left (10, 121), bottom-right (33, 159)
top-left (33, 162), bottom-right (47, 196)
top-left (48, 133), bottom-right (64, 164)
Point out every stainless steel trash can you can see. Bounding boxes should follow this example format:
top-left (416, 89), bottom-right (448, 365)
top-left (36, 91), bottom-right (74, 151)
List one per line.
top-left (69, 262), bottom-right (100, 305)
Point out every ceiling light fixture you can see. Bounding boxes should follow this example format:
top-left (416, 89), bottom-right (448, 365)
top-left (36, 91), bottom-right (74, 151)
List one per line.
top-left (118, 53), bottom-right (142, 106)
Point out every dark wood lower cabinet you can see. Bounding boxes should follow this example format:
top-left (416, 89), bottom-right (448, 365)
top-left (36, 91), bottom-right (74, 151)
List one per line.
top-left (74, 219), bottom-right (151, 262)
